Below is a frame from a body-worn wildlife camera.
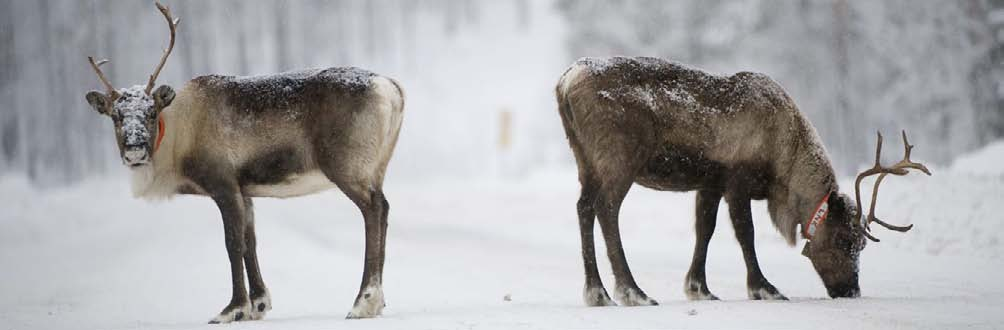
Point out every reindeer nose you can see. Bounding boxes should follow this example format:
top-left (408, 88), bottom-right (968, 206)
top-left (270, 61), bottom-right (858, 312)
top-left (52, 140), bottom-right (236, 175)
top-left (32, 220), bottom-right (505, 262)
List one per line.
top-left (123, 148), bottom-right (148, 165)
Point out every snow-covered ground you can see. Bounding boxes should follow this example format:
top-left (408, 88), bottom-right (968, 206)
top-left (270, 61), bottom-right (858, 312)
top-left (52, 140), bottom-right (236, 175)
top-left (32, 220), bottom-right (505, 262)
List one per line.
top-left (2, 143), bottom-right (1003, 330)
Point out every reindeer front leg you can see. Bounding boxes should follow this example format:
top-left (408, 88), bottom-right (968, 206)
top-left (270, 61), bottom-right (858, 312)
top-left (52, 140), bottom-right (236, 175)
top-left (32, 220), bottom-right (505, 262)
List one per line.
top-left (208, 189), bottom-right (253, 323)
top-left (183, 157), bottom-right (255, 323)
top-left (241, 197), bottom-right (271, 320)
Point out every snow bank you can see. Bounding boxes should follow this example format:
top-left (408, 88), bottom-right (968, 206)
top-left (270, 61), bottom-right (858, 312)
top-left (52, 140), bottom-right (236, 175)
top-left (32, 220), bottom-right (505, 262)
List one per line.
top-left (950, 140), bottom-right (1004, 177)
top-left (841, 140), bottom-right (1004, 259)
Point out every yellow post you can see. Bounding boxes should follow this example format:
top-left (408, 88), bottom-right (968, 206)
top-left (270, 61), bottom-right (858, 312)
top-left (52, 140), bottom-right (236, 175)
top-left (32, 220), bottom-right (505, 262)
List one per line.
top-left (498, 109), bottom-right (512, 151)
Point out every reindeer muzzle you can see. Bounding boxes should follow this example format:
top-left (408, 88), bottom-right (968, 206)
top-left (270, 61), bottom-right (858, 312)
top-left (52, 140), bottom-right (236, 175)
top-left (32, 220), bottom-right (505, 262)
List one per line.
top-left (123, 147), bottom-right (149, 166)
top-left (827, 284), bottom-right (861, 299)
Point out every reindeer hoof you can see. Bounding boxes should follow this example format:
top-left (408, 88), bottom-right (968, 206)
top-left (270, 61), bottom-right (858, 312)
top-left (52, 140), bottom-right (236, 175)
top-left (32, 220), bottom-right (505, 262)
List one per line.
top-left (748, 285), bottom-right (788, 301)
top-left (615, 286), bottom-right (659, 306)
top-left (583, 286), bottom-right (617, 306)
top-left (684, 281), bottom-right (719, 301)
top-left (249, 292), bottom-right (272, 321)
top-left (346, 286), bottom-right (385, 319)
top-left (208, 301), bottom-right (253, 324)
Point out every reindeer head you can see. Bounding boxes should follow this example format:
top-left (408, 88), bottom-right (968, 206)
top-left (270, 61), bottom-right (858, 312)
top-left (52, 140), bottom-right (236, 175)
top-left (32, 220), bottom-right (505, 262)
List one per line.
top-left (84, 2), bottom-right (179, 167)
top-left (802, 192), bottom-right (864, 298)
top-left (803, 131), bottom-right (930, 298)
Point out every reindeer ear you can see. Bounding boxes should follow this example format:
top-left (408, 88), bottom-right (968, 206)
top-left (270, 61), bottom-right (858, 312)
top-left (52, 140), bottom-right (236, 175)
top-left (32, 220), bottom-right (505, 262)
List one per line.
top-left (85, 91), bottom-right (111, 115)
top-left (152, 85), bottom-right (175, 108)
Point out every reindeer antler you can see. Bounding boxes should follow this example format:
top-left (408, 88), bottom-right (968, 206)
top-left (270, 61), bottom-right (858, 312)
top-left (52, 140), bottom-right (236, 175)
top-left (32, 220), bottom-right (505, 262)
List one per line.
top-left (853, 130), bottom-right (932, 242)
top-left (145, 1), bottom-right (180, 96)
top-left (88, 56), bottom-right (120, 100)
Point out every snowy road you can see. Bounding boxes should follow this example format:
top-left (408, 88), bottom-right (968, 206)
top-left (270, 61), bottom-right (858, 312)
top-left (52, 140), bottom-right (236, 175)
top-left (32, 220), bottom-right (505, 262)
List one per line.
top-left (2, 166), bottom-right (1003, 330)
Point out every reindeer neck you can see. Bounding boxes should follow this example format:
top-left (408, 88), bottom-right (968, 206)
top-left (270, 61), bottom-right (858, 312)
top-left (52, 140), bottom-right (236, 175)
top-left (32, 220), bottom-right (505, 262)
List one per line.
top-left (791, 120), bottom-right (838, 233)
top-left (769, 113), bottom-right (839, 244)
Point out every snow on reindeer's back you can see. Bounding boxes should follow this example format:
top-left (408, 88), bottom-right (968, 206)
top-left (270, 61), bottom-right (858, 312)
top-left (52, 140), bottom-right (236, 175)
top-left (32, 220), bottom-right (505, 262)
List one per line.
top-left (574, 56), bottom-right (792, 116)
top-left (192, 67), bottom-right (377, 113)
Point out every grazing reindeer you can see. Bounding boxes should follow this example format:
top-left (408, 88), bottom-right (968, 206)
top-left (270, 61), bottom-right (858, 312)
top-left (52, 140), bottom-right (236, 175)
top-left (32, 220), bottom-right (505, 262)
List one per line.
top-left (555, 56), bottom-right (929, 305)
top-left (83, 3), bottom-right (404, 323)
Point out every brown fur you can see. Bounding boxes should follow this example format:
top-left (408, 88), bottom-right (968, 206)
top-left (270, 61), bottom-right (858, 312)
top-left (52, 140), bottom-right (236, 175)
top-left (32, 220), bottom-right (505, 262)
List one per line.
top-left (556, 57), bottom-right (862, 304)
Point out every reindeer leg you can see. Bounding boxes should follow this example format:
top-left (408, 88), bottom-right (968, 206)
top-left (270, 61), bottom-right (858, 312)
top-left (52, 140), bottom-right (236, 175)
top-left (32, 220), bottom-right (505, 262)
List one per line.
top-left (685, 189), bottom-right (722, 300)
top-left (338, 182), bottom-right (387, 319)
top-left (207, 191), bottom-right (253, 323)
top-left (371, 189), bottom-right (390, 306)
top-left (378, 192), bottom-right (389, 279)
top-left (241, 197), bottom-right (271, 320)
top-left (182, 157), bottom-right (253, 323)
top-left (596, 180), bottom-right (658, 306)
top-left (577, 177), bottom-right (616, 306)
top-left (725, 194), bottom-right (787, 300)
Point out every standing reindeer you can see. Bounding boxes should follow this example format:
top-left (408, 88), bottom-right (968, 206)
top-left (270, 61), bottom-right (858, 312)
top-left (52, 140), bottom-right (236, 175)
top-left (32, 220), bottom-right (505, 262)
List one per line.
top-left (83, 3), bottom-right (404, 323)
top-left (555, 56), bottom-right (929, 305)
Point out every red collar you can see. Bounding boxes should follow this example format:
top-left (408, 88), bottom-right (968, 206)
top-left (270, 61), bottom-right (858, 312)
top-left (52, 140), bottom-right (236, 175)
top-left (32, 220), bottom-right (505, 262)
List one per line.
top-left (154, 115), bottom-right (165, 154)
top-left (803, 192), bottom-right (831, 240)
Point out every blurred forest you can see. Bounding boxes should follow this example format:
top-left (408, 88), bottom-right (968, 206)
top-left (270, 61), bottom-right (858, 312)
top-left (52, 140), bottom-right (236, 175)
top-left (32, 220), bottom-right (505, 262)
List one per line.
top-left (0, 0), bottom-right (554, 186)
top-left (0, 0), bottom-right (1001, 186)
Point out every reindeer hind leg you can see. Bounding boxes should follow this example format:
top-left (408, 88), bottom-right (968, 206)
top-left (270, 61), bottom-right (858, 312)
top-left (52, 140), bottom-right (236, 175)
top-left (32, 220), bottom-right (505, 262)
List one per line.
top-left (577, 173), bottom-right (616, 306)
top-left (339, 181), bottom-right (387, 319)
top-left (684, 189), bottom-right (722, 300)
top-left (590, 151), bottom-right (658, 307)
top-left (318, 158), bottom-right (388, 319)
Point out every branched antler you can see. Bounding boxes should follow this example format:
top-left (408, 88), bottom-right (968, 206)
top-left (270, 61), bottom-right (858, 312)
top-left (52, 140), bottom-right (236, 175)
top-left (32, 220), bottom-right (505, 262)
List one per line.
top-left (145, 1), bottom-right (180, 96)
top-left (87, 56), bottom-right (120, 100)
top-left (853, 130), bottom-right (932, 242)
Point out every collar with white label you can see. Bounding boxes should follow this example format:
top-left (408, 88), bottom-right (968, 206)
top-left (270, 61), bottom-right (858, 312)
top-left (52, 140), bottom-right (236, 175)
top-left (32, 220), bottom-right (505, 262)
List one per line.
top-left (803, 192), bottom-right (831, 240)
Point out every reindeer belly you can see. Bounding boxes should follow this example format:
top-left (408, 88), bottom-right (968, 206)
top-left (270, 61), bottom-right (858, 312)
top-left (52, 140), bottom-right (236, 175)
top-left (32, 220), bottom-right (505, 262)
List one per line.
top-left (244, 170), bottom-right (336, 198)
top-left (237, 146), bottom-right (336, 198)
top-left (635, 146), bottom-right (725, 192)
